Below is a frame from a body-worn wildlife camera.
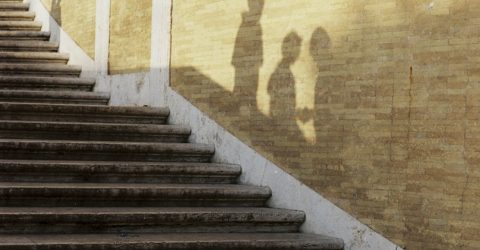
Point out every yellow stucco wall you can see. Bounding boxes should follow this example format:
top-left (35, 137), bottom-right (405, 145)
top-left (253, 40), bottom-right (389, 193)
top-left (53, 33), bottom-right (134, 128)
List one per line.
top-left (171, 0), bottom-right (480, 249)
top-left (108, 0), bottom-right (152, 74)
top-left (41, 0), bottom-right (96, 59)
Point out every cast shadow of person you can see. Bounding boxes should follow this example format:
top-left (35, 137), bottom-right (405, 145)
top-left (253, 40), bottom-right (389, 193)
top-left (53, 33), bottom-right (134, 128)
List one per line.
top-left (267, 32), bottom-right (304, 143)
top-left (50, 0), bottom-right (62, 44)
top-left (307, 27), bottom-right (338, 147)
top-left (231, 0), bottom-right (264, 113)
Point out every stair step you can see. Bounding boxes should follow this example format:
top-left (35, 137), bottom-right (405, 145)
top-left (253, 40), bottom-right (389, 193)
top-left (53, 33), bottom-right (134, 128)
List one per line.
top-left (0, 139), bottom-right (214, 162)
top-left (0, 40), bottom-right (58, 52)
top-left (0, 75), bottom-right (93, 90)
top-left (0, 51), bottom-right (68, 63)
top-left (0, 207), bottom-right (301, 234)
top-left (0, 63), bottom-right (81, 77)
top-left (0, 21), bottom-right (41, 31)
top-left (0, 90), bottom-right (109, 104)
top-left (0, 120), bottom-right (191, 142)
top-left (0, 160), bottom-right (241, 184)
top-left (0, 2), bottom-right (29, 11)
top-left (0, 11), bottom-right (35, 21)
top-left (0, 102), bottom-right (169, 123)
top-left (0, 233), bottom-right (344, 250)
top-left (0, 31), bottom-right (50, 40)
top-left (0, 182), bottom-right (269, 207)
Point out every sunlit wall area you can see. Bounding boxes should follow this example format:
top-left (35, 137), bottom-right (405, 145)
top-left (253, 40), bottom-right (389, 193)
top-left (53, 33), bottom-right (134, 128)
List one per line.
top-left (171, 0), bottom-right (480, 249)
top-left (40, 0), bottom-right (96, 58)
top-left (108, 0), bottom-right (152, 74)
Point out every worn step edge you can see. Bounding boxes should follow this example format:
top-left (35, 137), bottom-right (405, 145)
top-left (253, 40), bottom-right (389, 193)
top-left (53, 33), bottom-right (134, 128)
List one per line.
top-left (0, 63), bottom-right (81, 76)
top-left (0, 41), bottom-right (58, 51)
top-left (0, 120), bottom-right (190, 142)
top-left (0, 160), bottom-right (241, 184)
top-left (0, 90), bottom-right (109, 104)
top-left (0, 233), bottom-right (344, 250)
top-left (0, 139), bottom-right (214, 162)
top-left (0, 21), bottom-right (42, 30)
top-left (0, 102), bottom-right (169, 124)
top-left (0, 3), bottom-right (29, 10)
top-left (0, 11), bottom-right (35, 21)
top-left (0, 182), bottom-right (270, 206)
top-left (0, 51), bottom-right (68, 63)
top-left (0, 31), bottom-right (50, 40)
top-left (0, 75), bottom-right (93, 90)
top-left (0, 207), bottom-right (302, 233)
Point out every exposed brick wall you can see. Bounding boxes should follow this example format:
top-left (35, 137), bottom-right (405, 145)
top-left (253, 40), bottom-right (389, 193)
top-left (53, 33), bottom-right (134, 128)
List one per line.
top-left (108, 0), bottom-right (151, 74)
top-left (171, 0), bottom-right (480, 249)
top-left (40, 0), bottom-right (96, 58)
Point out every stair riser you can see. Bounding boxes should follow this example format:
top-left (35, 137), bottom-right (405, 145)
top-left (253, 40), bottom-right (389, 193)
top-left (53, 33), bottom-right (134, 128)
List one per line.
top-left (0, 113), bottom-right (167, 124)
top-left (0, 130), bottom-right (188, 142)
top-left (0, 174), bottom-right (237, 184)
top-left (0, 243), bottom-right (341, 250)
top-left (0, 224), bottom-right (299, 234)
top-left (0, 84), bottom-right (92, 91)
top-left (0, 58), bottom-right (67, 64)
top-left (0, 71), bottom-right (80, 77)
top-left (0, 197), bottom-right (266, 207)
top-left (0, 36), bottom-right (49, 41)
top-left (0, 17), bottom-right (35, 21)
top-left (0, 217), bottom-right (300, 234)
top-left (0, 163), bottom-right (241, 184)
top-left (0, 46), bottom-right (57, 52)
top-left (0, 151), bottom-right (212, 162)
top-left (0, 26), bottom-right (41, 31)
top-left (0, 98), bottom-right (107, 105)
top-left (0, 8), bottom-right (29, 11)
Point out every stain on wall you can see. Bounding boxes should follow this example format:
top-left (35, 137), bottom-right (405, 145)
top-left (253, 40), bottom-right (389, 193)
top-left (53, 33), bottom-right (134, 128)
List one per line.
top-left (171, 0), bottom-right (480, 249)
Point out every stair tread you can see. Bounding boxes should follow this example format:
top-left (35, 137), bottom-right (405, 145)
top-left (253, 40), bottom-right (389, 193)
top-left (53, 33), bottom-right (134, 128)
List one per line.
top-left (0, 182), bottom-right (261, 191)
top-left (0, 120), bottom-right (189, 132)
top-left (0, 90), bottom-right (108, 98)
top-left (0, 2), bottom-right (29, 8)
top-left (0, 159), bottom-right (241, 175)
top-left (0, 102), bottom-right (169, 115)
top-left (0, 206), bottom-right (298, 216)
top-left (0, 11), bottom-right (35, 17)
top-left (0, 138), bottom-right (211, 146)
top-left (0, 20), bottom-right (41, 26)
top-left (0, 63), bottom-right (80, 71)
top-left (0, 51), bottom-right (68, 59)
top-left (0, 120), bottom-right (191, 130)
top-left (0, 40), bottom-right (58, 47)
top-left (0, 30), bottom-right (50, 38)
top-left (0, 75), bottom-right (92, 83)
top-left (0, 233), bottom-right (344, 249)
top-left (0, 139), bottom-right (214, 153)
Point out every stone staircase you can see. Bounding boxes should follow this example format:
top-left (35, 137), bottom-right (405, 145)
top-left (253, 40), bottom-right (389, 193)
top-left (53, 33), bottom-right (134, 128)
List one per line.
top-left (0, 1), bottom-right (344, 249)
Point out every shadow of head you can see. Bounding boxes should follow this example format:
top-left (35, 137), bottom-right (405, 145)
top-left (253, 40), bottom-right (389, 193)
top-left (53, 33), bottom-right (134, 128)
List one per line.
top-left (248, 0), bottom-right (265, 14)
top-left (310, 27), bottom-right (331, 63)
top-left (282, 32), bottom-right (302, 64)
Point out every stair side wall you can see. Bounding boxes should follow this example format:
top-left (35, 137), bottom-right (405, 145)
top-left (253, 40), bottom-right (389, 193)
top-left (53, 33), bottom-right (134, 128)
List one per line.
top-left (28, 0), bottom-right (405, 249)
